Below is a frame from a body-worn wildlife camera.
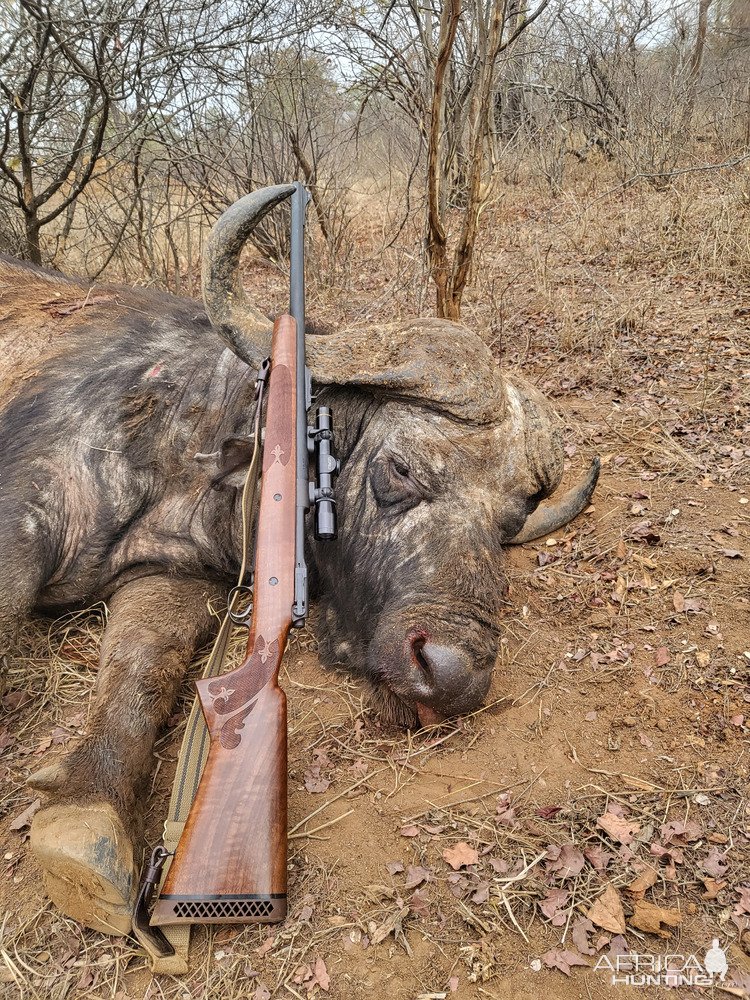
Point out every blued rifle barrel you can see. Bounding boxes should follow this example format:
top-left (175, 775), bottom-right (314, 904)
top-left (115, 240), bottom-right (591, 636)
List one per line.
top-left (291, 182), bottom-right (311, 626)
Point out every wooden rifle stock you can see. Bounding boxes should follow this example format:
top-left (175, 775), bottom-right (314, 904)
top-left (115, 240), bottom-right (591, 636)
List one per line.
top-left (151, 314), bottom-right (297, 926)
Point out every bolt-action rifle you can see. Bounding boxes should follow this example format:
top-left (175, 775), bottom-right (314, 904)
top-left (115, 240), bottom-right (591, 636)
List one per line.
top-left (133, 182), bottom-right (339, 952)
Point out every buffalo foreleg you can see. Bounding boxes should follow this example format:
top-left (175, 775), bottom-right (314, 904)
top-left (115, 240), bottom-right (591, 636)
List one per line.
top-left (29, 575), bottom-right (222, 935)
top-left (0, 512), bottom-right (53, 688)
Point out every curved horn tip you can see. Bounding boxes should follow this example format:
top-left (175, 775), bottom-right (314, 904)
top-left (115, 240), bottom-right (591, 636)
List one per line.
top-left (210, 184), bottom-right (297, 244)
top-left (509, 456), bottom-right (601, 545)
top-left (202, 184), bottom-right (296, 365)
top-left (575, 455), bottom-right (601, 499)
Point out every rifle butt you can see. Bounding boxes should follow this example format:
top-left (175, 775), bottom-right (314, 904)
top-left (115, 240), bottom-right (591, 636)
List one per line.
top-left (151, 680), bottom-right (287, 926)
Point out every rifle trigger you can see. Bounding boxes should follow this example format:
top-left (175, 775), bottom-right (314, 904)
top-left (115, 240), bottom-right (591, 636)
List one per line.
top-left (227, 584), bottom-right (253, 626)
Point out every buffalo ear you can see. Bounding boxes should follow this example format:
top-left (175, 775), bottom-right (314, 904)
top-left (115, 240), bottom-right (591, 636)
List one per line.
top-left (194, 435), bottom-right (255, 488)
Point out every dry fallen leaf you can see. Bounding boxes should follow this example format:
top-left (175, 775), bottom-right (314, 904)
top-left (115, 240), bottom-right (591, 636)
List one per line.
top-left (654, 646), bottom-right (671, 667)
top-left (495, 793), bottom-right (517, 825)
top-left (404, 865), bottom-right (431, 889)
top-left (535, 805), bottom-right (564, 819)
top-left (3, 690), bottom-right (32, 713)
top-left (539, 888), bottom-right (570, 926)
top-left (371, 906), bottom-right (409, 946)
top-left (399, 825), bottom-right (419, 837)
top-left (304, 770), bottom-right (331, 794)
top-left (409, 888), bottom-right (430, 920)
top-left (471, 881), bottom-right (490, 905)
top-left (9, 798), bottom-right (41, 832)
top-left (587, 885), bottom-right (626, 934)
top-left (447, 873), bottom-right (469, 898)
top-left (682, 597), bottom-right (703, 613)
top-left (660, 819), bottom-right (702, 844)
top-left (650, 841), bottom-right (683, 866)
top-left (735, 887), bottom-right (750, 916)
top-left (606, 934), bottom-right (630, 960)
top-left (293, 964), bottom-right (312, 987)
top-left (701, 878), bottom-right (726, 900)
top-left (584, 845), bottom-right (613, 871)
top-left (627, 866), bottom-right (658, 898)
top-left (256, 935), bottom-right (276, 957)
top-left (364, 883), bottom-right (396, 902)
top-left (612, 575), bottom-right (627, 602)
top-left (571, 917), bottom-right (597, 956)
top-left (442, 842), bottom-right (479, 870)
top-left (701, 847), bottom-right (729, 878)
top-left (596, 810), bottom-right (640, 845)
top-left (311, 957), bottom-right (330, 992)
top-left (541, 949), bottom-right (590, 976)
top-left (546, 843), bottom-right (585, 879)
top-left (629, 900), bottom-right (681, 937)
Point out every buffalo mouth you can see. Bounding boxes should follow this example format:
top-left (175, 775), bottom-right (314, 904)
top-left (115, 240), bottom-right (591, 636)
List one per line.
top-left (366, 680), bottom-right (447, 730)
top-left (414, 701), bottom-right (447, 727)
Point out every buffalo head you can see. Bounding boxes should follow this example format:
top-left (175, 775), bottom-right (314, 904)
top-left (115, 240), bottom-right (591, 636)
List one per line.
top-left (203, 185), bottom-right (599, 727)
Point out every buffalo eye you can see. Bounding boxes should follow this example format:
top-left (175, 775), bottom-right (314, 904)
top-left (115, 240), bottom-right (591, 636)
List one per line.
top-left (370, 454), bottom-right (420, 510)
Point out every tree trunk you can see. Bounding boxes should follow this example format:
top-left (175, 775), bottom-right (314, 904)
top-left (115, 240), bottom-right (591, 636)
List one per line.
top-left (496, 0), bottom-right (529, 138)
top-left (24, 214), bottom-right (42, 265)
top-left (426, 0), bottom-right (462, 319)
top-left (688, 0), bottom-right (712, 83)
top-left (684, 0), bottom-right (713, 126)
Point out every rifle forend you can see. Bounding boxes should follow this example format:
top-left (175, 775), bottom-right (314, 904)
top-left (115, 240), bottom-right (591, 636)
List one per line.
top-left (150, 314), bottom-right (297, 926)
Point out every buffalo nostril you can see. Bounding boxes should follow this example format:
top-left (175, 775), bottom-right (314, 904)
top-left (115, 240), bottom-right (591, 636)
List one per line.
top-left (409, 634), bottom-right (434, 685)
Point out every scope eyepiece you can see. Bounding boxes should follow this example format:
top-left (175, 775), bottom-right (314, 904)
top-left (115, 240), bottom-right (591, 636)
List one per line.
top-left (309, 406), bottom-right (339, 541)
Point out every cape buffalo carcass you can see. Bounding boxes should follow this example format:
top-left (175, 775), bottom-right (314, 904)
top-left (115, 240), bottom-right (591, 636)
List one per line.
top-left (0, 185), bottom-right (598, 935)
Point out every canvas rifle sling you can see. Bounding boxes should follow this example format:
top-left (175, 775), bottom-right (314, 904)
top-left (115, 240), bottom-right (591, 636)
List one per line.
top-left (137, 363), bottom-right (267, 973)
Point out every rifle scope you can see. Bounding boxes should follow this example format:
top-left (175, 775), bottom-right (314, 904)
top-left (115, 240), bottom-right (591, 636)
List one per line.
top-left (309, 406), bottom-right (338, 541)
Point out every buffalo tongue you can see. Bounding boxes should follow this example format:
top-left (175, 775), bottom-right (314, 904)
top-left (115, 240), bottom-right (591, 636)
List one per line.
top-left (415, 702), bottom-right (445, 728)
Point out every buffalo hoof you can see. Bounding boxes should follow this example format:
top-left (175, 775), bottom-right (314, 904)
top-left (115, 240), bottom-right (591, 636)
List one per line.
top-left (30, 802), bottom-right (135, 935)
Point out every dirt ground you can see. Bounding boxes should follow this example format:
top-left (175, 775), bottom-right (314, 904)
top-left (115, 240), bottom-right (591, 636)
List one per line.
top-left (1, 165), bottom-right (749, 999)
